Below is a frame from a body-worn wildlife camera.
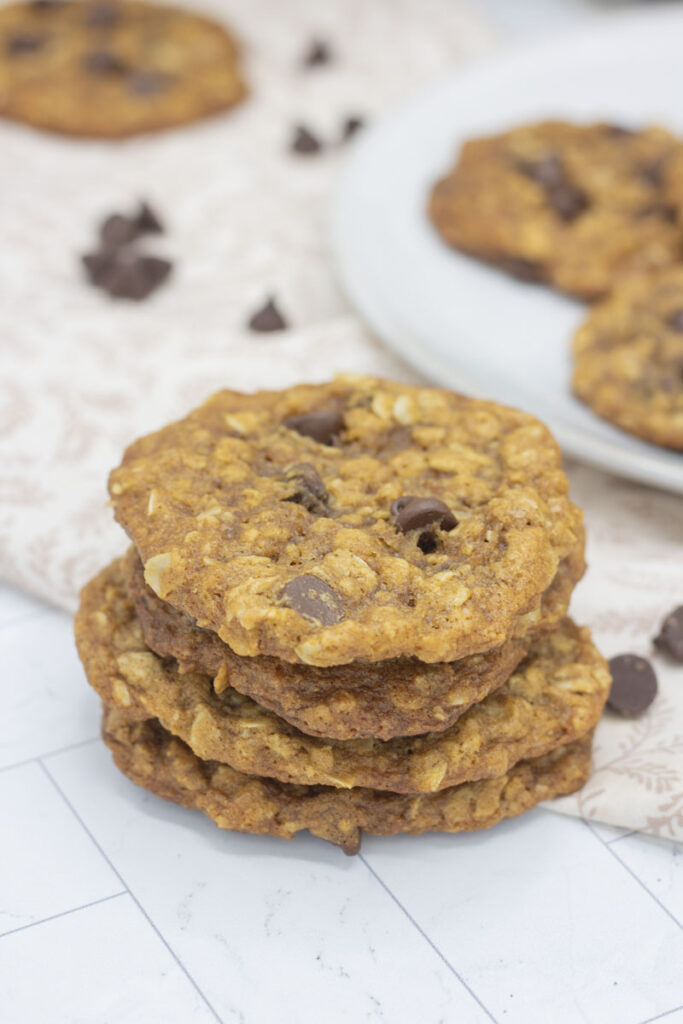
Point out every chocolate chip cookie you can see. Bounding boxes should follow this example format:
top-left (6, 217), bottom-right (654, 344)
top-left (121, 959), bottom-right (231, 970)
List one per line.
top-left (429, 121), bottom-right (682, 299)
top-left (102, 705), bottom-right (594, 854)
top-left (124, 540), bottom-right (585, 739)
top-left (0, 1), bottom-right (246, 138)
top-left (572, 266), bottom-right (683, 449)
top-left (77, 556), bottom-right (608, 793)
top-left (109, 377), bottom-right (583, 667)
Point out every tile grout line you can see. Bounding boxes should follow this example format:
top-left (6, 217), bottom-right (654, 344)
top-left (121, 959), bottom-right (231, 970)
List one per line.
top-left (606, 829), bottom-right (638, 846)
top-left (0, 736), bottom-right (100, 776)
top-left (0, 890), bottom-right (126, 941)
top-left (38, 760), bottom-right (225, 1024)
top-left (583, 820), bottom-right (682, 930)
top-left (638, 1003), bottom-right (683, 1024)
top-left (359, 853), bottom-right (498, 1024)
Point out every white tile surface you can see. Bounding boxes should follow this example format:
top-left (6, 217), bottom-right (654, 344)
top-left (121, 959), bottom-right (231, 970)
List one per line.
top-left (361, 810), bottom-right (683, 1024)
top-left (45, 741), bottom-right (490, 1024)
top-left (0, 761), bottom-right (121, 936)
top-left (0, 894), bottom-right (218, 1024)
top-left (0, 606), bottom-right (100, 769)
top-left (0, 582), bottom-right (48, 628)
top-left (609, 832), bottom-right (683, 928)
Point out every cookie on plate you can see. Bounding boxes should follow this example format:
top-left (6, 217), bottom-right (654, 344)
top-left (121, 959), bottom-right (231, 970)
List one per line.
top-left (77, 556), bottom-right (608, 793)
top-left (108, 376), bottom-right (583, 667)
top-left (0, 0), bottom-right (246, 138)
top-left (572, 265), bottom-right (683, 450)
top-left (101, 705), bottom-right (594, 854)
top-left (429, 121), bottom-right (682, 299)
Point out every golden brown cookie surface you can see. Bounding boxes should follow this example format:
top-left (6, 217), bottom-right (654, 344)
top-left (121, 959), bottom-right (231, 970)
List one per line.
top-left (429, 121), bottom-right (682, 299)
top-left (572, 266), bottom-right (683, 450)
top-left (76, 556), bottom-right (607, 793)
top-left (101, 705), bottom-right (594, 853)
top-left (0, 1), bottom-right (246, 138)
top-left (124, 541), bottom-right (584, 739)
top-left (109, 376), bottom-right (582, 666)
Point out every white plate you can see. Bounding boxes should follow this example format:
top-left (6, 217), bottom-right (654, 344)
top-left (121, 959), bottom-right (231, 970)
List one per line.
top-left (331, 7), bottom-right (683, 494)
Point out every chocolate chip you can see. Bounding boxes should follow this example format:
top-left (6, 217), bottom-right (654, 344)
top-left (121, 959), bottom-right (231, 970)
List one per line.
top-left (291, 125), bottom-right (322, 155)
top-left (83, 49), bottom-right (126, 74)
top-left (495, 256), bottom-right (543, 282)
top-left (81, 249), bottom-right (116, 285)
top-left (99, 213), bottom-right (138, 249)
top-left (135, 201), bottom-right (163, 235)
top-left (417, 531), bottom-right (437, 554)
top-left (603, 124), bottom-right (636, 137)
top-left (105, 255), bottom-right (171, 300)
top-left (302, 39), bottom-right (332, 67)
top-left (283, 463), bottom-right (329, 514)
top-left (284, 409), bottom-right (344, 445)
top-left (607, 654), bottom-right (658, 716)
top-left (84, 2), bottom-right (119, 27)
top-left (248, 297), bottom-right (287, 333)
top-left (520, 154), bottom-right (565, 188)
top-left (341, 116), bottom-right (364, 142)
top-left (391, 496), bottom-right (457, 534)
top-left (128, 70), bottom-right (168, 95)
top-left (654, 605), bottom-right (683, 661)
top-left (280, 574), bottom-right (344, 625)
top-left (6, 31), bottom-right (47, 55)
top-left (666, 309), bottom-right (683, 332)
top-left (548, 183), bottom-right (589, 221)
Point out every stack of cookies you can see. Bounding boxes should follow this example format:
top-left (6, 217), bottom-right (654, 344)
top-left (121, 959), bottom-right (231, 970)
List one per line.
top-left (75, 376), bottom-right (610, 853)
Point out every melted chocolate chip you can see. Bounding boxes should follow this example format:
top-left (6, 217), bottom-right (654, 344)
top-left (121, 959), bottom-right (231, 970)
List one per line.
top-left (520, 154), bottom-right (565, 188)
top-left (607, 654), bottom-right (658, 716)
top-left (666, 309), bottom-right (683, 332)
top-left (302, 39), bottom-right (332, 67)
top-left (6, 31), bottom-right (47, 55)
top-left (248, 297), bottom-right (287, 333)
top-left (391, 496), bottom-right (457, 534)
top-left (417, 531), bottom-right (438, 554)
top-left (654, 605), bottom-right (683, 661)
top-left (128, 70), bottom-right (168, 95)
top-left (283, 463), bottom-right (329, 514)
top-left (84, 1), bottom-right (119, 27)
top-left (280, 574), bottom-right (344, 625)
top-left (284, 409), bottom-right (344, 445)
top-left (83, 49), bottom-right (127, 74)
top-left (291, 125), bottom-right (322, 155)
top-left (99, 213), bottom-right (138, 249)
top-left (548, 183), bottom-right (589, 221)
top-left (341, 116), bottom-right (364, 141)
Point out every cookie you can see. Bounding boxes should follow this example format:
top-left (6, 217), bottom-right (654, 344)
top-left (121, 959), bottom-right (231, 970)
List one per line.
top-left (572, 266), bottom-right (683, 450)
top-left (0, 1), bottom-right (246, 138)
top-left (429, 121), bottom-right (682, 299)
top-left (124, 540), bottom-right (585, 739)
top-left (108, 376), bottom-right (583, 667)
top-left (77, 557), bottom-right (608, 793)
top-left (101, 705), bottom-right (594, 854)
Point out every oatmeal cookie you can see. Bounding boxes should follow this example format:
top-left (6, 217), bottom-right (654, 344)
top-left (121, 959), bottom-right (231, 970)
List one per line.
top-left (429, 121), bottom-right (682, 299)
top-left (109, 376), bottom-right (583, 666)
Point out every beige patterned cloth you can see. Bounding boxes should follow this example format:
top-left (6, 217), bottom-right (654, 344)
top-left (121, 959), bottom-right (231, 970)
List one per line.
top-left (1, 0), bottom-right (681, 839)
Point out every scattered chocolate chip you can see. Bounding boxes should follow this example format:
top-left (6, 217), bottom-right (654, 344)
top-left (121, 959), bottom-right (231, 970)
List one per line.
top-left (84, 1), bottom-right (119, 27)
top-left (607, 654), bottom-right (658, 716)
top-left (391, 496), bottom-right (457, 534)
top-left (654, 605), bottom-right (683, 661)
top-left (81, 249), bottom-right (117, 285)
top-left (6, 31), bottom-right (47, 55)
top-left (495, 256), bottom-right (543, 282)
top-left (547, 183), bottom-right (589, 221)
top-left (283, 462), bottom-right (329, 514)
top-left (99, 213), bottom-right (138, 249)
top-left (128, 70), bottom-right (168, 96)
top-left (284, 409), bottom-right (344, 445)
top-left (135, 200), bottom-right (163, 235)
top-left (520, 154), bottom-right (565, 188)
top-left (417, 531), bottom-right (438, 554)
top-left (291, 125), bottom-right (322, 155)
top-left (666, 309), bottom-right (683, 332)
top-left (341, 116), bottom-right (364, 142)
top-left (105, 254), bottom-right (172, 300)
top-left (248, 297), bottom-right (287, 333)
top-left (280, 574), bottom-right (344, 625)
top-left (302, 38), bottom-right (332, 67)
top-left (83, 49), bottom-right (127, 74)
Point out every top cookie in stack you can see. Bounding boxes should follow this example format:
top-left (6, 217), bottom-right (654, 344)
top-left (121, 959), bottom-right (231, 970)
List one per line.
top-left (76, 376), bottom-right (602, 853)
